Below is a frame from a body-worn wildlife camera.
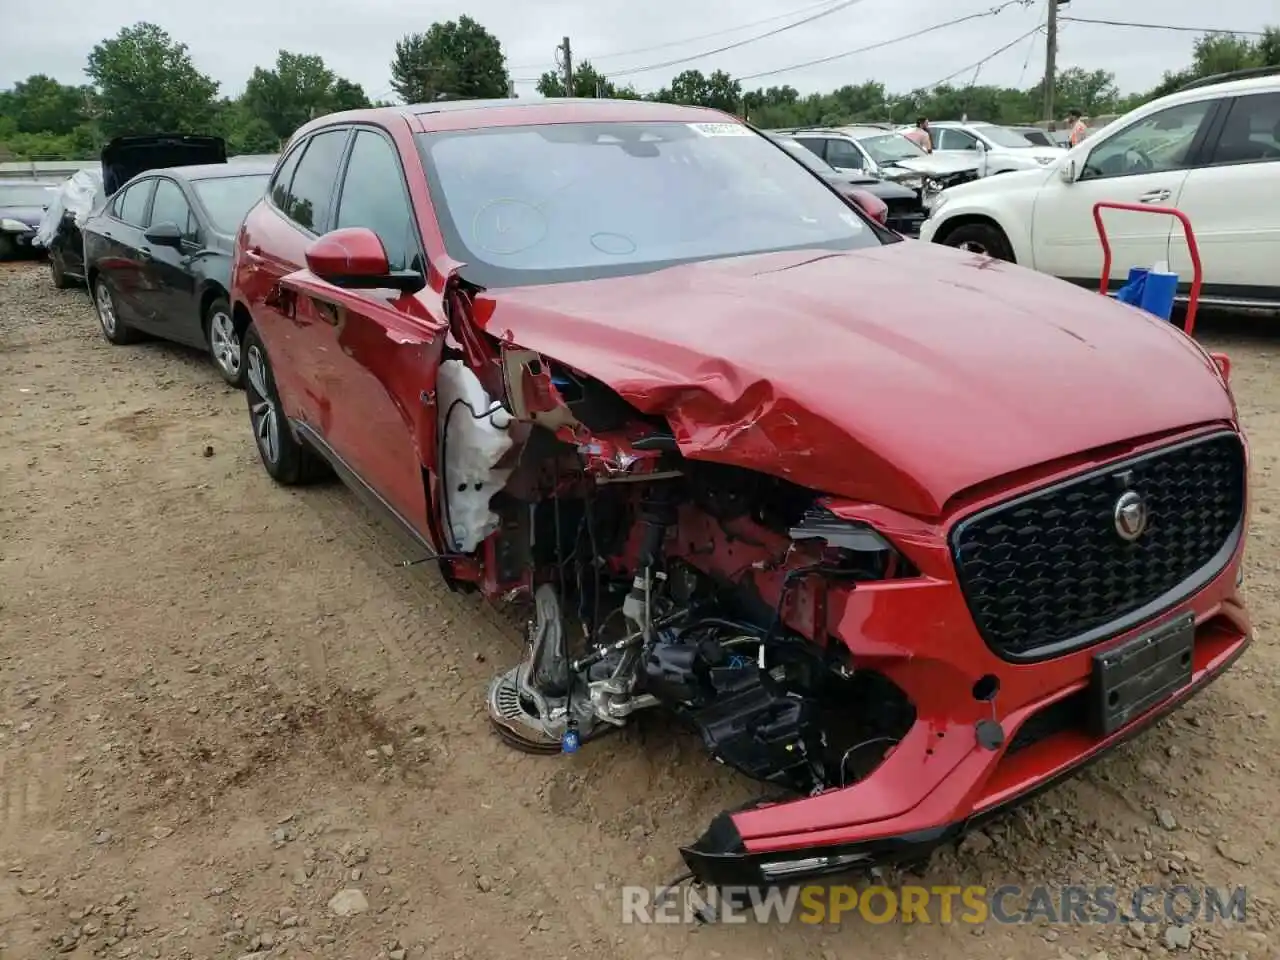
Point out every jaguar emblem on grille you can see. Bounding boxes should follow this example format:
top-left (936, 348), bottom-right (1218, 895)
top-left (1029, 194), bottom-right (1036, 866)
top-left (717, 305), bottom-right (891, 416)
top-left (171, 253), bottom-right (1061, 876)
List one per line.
top-left (1113, 490), bottom-right (1149, 541)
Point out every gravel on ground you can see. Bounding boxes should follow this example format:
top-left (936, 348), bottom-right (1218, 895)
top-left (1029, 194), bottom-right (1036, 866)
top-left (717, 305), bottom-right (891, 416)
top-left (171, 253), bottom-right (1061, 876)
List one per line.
top-left (0, 259), bottom-right (1276, 959)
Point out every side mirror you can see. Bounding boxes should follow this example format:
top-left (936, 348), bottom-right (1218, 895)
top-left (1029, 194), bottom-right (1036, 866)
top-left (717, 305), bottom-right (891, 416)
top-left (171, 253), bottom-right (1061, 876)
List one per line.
top-left (845, 188), bottom-right (888, 226)
top-left (304, 227), bottom-right (424, 293)
top-left (144, 221), bottom-right (185, 248)
top-left (1059, 159), bottom-right (1077, 184)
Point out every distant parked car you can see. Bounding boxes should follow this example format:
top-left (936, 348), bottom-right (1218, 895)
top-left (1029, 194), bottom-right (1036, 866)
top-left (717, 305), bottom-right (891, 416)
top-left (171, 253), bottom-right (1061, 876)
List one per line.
top-left (770, 125), bottom-right (983, 201)
top-left (35, 169), bottom-right (105, 287)
top-left (921, 70), bottom-right (1280, 309)
top-left (913, 121), bottom-right (1067, 175)
top-left (1006, 125), bottom-right (1060, 149)
top-left (84, 160), bottom-right (273, 386)
top-left (768, 134), bottom-right (926, 236)
top-left (0, 180), bottom-right (59, 259)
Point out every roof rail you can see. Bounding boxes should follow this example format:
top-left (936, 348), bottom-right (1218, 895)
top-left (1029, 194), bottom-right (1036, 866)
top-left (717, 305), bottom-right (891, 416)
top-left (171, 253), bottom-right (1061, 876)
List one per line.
top-left (1178, 64), bottom-right (1280, 93)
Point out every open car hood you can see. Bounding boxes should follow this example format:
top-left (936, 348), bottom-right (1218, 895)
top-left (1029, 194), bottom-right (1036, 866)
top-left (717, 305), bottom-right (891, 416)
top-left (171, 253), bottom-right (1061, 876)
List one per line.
top-left (100, 134), bottom-right (227, 195)
top-left (473, 243), bottom-right (1232, 519)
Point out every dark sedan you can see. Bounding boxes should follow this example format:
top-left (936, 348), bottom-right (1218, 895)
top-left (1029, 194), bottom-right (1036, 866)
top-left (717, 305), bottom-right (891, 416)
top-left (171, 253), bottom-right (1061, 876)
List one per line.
top-left (84, 162), bottom-right (272, 387)
top-left (0, 180), bottom-right (59, 258)
top-left (768, 135), bottom-right (926, 236)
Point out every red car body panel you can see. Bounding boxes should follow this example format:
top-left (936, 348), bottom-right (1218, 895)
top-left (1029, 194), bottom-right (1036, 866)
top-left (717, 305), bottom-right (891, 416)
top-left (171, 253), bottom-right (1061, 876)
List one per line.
top-left (472, 241), bottom-right (1233, 518)
top-left (229, 100), bottom-right (1251, 886)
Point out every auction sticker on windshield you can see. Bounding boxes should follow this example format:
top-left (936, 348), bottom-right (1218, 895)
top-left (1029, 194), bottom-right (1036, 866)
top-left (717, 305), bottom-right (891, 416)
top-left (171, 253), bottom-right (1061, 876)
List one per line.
top-left (688, 123), bottom-right (753, 137)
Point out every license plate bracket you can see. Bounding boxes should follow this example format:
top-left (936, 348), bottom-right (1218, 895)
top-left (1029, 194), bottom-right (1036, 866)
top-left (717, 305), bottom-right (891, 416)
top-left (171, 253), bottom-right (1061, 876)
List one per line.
top-left (1089, 612), bottom-right (1195, 737)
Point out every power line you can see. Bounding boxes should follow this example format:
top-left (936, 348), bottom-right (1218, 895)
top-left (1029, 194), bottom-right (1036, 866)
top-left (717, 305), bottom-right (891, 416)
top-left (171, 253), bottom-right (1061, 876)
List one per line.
top-left (914, 25), bottom-right (1044, 91)
top-left (734, 0), bottom-right (1031, 82)
top-left (602, 0), bottom-right (875, 79)
top-left (1059, 17), bottom-right (1269, 37)
top-left (1015, 0), bottom-right (1045, 88)
top-left (506, 0), bottom-right (848, 70)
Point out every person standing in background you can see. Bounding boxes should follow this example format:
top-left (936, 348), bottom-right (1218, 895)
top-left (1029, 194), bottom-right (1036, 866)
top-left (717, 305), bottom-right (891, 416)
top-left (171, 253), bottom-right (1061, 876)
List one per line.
top-left (1068, 109), bottom-right (1089, 146)
top-left (904, 117), bottom-right (932, 152)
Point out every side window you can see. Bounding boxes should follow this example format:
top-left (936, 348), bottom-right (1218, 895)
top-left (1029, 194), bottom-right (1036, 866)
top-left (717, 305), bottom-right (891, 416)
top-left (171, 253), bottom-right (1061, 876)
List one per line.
top-left (938, 129), bottom-right (979, 151)
top-left (826, 139), bottom-right (865, 169)
top-left (335, 129), bottom-right (419, 272)
top-left (281, 129), bottom-right (350, 232)
top-left (150, 179), bottom-right (196, 240)
top-left (1081, 100), bottom-right (1214, 180)
top-left (115, 179), bottom-right (154, 226)
top-left (269, 142), bottom-right (305, 211)
top-left (1209, 92), bottom-right (1280, 166)
top-left (794, 137), bottom-right (827, 163)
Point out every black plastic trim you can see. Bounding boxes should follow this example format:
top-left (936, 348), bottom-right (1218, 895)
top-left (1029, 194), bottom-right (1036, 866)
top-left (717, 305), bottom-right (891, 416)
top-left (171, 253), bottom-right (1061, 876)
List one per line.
top-left (678, 631), bottom-right (1249, 887)
top-left (949, 429), bottom-right (1245, 663)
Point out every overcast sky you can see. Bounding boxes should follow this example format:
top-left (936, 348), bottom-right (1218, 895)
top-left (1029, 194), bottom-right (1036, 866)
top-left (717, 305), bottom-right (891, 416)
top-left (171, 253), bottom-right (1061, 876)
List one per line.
top-left (1, 0), bottom-right (1272, 101)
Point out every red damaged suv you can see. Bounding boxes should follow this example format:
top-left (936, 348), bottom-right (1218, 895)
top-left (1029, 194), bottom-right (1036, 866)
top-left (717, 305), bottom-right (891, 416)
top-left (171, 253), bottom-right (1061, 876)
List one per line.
top-left (230, 98), bottom-right (1250, 885)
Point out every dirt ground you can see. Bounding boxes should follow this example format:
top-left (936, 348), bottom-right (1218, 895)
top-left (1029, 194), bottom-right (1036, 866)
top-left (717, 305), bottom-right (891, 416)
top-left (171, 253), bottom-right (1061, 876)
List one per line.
top-left (0, 258), bottom-right (1276, 960)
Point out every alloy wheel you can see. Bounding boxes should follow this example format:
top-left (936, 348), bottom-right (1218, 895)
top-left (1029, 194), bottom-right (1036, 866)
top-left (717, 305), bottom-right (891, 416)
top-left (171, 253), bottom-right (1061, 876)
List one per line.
top-left (246, 345), bottom-right (279, 465)
top-left (210, 311), bottom-right (241, 378)
top-left (95, 282), bottom-right (116, 336)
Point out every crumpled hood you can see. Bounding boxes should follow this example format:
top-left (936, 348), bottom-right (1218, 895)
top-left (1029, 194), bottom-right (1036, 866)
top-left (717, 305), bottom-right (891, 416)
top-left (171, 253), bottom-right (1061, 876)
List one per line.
top-left (884, 154), bottom-right (983, 177)
top-left (473, 242), bottom-right (1233, 518)
top-left (0, 206), bottom-right (44, 228)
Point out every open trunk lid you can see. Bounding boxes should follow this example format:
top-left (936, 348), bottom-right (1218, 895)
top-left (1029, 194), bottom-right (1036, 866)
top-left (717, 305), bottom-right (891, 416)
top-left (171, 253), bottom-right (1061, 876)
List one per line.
top-left (101, 134), bottom-right (227, 195)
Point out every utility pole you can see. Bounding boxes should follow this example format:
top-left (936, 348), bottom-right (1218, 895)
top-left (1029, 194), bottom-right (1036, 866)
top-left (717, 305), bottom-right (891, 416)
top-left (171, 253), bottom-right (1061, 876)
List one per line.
top-left (1043, 0), bottom-right (1059, 126)
top-left (559, 36), bottom-right (574, 97)
top-left (561, 37), bottom-right (574, 96)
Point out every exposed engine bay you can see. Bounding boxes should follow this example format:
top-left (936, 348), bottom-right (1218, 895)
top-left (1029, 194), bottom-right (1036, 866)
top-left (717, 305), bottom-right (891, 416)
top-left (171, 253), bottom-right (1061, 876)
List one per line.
top-left (434, 316), bottom-right (917, 800)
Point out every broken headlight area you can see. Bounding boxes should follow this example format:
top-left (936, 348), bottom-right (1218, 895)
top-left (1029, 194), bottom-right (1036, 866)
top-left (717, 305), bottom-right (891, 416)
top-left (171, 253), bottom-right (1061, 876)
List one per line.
top-left (431, 336), bottom-right (920, 871)
top-left (454, 363), bottom-right (916, 770)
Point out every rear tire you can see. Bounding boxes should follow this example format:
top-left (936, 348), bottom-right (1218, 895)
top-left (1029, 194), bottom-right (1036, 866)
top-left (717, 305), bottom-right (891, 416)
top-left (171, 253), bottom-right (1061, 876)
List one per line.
top-left (50, 252), bottom-right (74, 289)
top-left (93, 277), bottom-right (141, 345)
top-left (243, 324), bottom-right (330, 485)
top-left (0, 234), bottom-right (16, 260)
top-left (940, 222), bottom-right (1015, 262)
top-left (205, 296), bottom-right (244, 388)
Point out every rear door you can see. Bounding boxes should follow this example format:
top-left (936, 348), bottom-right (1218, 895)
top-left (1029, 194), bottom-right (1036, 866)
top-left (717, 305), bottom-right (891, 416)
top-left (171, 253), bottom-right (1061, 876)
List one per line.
top-left (238, 128), bottom-right (350, 421)
top-left (136, 176), bottom-right (204, 346)
top-left (280, 125), bottom-right (445, 543)
top-left (93, 177), bottom-right (155, 326)
top-left (1029, 97), bottom-right (1220, 284)
top-left (1168, 90), bottom-right (1280, 302)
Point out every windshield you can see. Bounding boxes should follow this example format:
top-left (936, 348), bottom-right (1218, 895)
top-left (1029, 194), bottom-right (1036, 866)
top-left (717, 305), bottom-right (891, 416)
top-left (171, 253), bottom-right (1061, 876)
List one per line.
top-left (191, 173), bottom-right (270, 233)
top-left (972, 124), bottom-right (1038, 148)
top-left (0, 184), bottom-right (57, 207)
top-left (853, 133), bottom-right (927, 164)
top-left (417, 121), bottom-right (883, 287)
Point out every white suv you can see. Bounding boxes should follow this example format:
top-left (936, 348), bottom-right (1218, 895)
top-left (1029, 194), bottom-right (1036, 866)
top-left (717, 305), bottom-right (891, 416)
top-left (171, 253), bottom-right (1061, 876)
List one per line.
top-left (919, 121), bottom-right (1066, 174)
top-left (920, 71), bottom-right (1280, 309)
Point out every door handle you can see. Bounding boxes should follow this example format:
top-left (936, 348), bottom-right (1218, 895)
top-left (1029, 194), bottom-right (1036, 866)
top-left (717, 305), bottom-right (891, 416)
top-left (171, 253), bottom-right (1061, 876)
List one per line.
top-left (1138, 189), bottom-right (1171, 204)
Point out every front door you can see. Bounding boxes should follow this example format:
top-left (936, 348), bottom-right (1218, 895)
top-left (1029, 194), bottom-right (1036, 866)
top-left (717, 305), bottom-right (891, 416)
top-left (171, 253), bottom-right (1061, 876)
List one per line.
top-left (1169, 90), bottom-right (1280, 300)
top-left (135, 177), bottom-right (202, 347)
top-left (1030, 97), bottom-right (1219, 285)
top-left (283, 126), bottom-right (446, 544)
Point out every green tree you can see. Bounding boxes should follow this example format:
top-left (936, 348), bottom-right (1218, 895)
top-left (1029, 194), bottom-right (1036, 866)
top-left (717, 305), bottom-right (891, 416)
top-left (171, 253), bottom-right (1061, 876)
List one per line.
top-left (535, 60), bottom-right (640, 98)
top-left (653, 69), bottom-right (742, 113)
top-left (85, 22), bottom-right (219, 138)
top-left (390, 16), bottom-right (510, 103)
top-left (243, 51), bottom-right (370, 141)
top-left (0, 75), bottom-right (92, 135)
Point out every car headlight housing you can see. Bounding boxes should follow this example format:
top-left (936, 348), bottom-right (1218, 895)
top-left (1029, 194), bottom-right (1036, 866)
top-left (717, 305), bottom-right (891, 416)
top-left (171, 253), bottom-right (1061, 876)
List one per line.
top-left (0, 218), bottom-right (31, 233)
